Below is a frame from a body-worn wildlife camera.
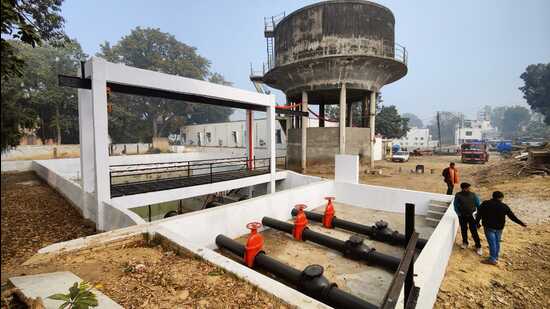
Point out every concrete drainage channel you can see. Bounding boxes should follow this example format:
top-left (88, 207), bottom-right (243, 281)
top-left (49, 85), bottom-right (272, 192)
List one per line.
top-left (216, 200), bottom-right (422, 309)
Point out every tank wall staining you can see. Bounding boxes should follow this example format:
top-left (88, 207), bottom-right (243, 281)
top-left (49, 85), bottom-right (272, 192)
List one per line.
top-left (274, 2), bottom-right (395, 66)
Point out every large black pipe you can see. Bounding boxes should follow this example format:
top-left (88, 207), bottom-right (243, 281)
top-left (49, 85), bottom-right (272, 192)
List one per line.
top-left (291, 209), bottom-right (428, 249)
top-left (215, 235), bottom-right (377, 309)
top-left (262, 217), bottom-right (400, 271)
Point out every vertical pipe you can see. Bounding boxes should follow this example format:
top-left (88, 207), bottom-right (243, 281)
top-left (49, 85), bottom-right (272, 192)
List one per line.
top-left (301, 91), bottom-right (308, 171)
top-left (369, 91), bottom-right (377, 168)
top-left (246, 110), bottom-right (254, 170)
top-left (339, 84), bottom-right (347, 154)
top-left (319, 104), bottom-right (325, 128)
top-left (405, 203), bottom-right (415, 301)
top-left (148, 205), bottom-right (152, 222)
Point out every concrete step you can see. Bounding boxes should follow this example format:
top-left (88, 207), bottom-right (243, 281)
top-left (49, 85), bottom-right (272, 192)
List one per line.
top-left (429, 204), bottom-right (448, 213)
top-left (427, 209), bottom-right (445, 220)
top-left (430, 200), bottom-right (450, 207)
top-left (9, 271), bottom-right (123, 309)
top-left (425, 217), bottom-right (440, 228)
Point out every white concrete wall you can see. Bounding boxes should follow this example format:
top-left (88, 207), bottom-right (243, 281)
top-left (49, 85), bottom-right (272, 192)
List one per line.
top-left (405, 204), bottom-right (458, 309)
top-left (32, 160), bottom-right (143, 231)
top-left (394, 127), bottom-right (433, 150)
top-left (335, 154), bottom-right (359, 184)
top-left (157, 180), bottom-right (334, 248)
top-left (1, 145), bottom-right (80, 161)
top-left (334, 182), bottom-right (452, 215)
top-left (1, 160), bottom-right (33, 172)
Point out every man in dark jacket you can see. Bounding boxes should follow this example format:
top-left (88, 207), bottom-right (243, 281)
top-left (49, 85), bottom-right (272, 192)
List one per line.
top-left (454, 182), bottom-right (482, 255)
top-left (476, 191), bottom-right (527, 265)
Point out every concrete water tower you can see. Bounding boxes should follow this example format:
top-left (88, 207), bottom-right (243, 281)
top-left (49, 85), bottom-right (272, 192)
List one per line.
top-left (255, 0), bottom-right (408, 170)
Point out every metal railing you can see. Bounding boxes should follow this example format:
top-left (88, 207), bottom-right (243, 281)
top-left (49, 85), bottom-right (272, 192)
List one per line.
top-left (109, 156), bottom-right (287, 197)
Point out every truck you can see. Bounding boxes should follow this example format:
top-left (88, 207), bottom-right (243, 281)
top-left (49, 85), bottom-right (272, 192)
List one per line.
top-left (461, 141), bottom-right (489, 164)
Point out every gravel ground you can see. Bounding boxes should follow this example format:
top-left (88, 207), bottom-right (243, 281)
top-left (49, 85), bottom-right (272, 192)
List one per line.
top-left (1, 172), bottom-right (96, 283)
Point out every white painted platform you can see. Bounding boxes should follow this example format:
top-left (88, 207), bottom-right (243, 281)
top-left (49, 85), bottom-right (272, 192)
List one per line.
top-left (9, 271), bottom-right (122, 309)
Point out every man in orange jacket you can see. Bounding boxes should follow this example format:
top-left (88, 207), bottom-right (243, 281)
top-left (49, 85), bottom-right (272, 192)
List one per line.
top-left (442, 162), bottom-right (459, 195)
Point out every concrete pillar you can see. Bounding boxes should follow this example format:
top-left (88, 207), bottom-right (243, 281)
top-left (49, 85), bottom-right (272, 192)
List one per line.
top-left (301, 91), bottom-right (308, 171)
top-left (266, 96), bottom-right (277, 193)
top-left (361, 96), bottom-right (368, 127)
top-left (89, 57), bottom-right (110, 231)
top-left (78, 87), bottom-right (95, 194)
top-left (369, 91), bottom-right (377, 168)
top-left (319, 104), bottom-right (325, 127)
top-left (339, 84), bottom-right (347, 154)
top-left (245, 110), bottom-right (254, 169)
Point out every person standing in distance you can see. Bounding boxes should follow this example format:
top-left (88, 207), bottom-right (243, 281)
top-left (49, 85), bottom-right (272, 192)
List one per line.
top-left (442, 162), bottom-right (459, 195)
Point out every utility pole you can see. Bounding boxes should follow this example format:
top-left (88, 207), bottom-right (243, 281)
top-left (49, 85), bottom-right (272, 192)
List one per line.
top-left (436, 111), bottom-right (442, 152)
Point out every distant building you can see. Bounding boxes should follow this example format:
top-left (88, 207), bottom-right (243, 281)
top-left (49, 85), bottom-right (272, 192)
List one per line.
top-left (454, 119), bottom-right (497, 145)
top-left (393, 127), bottom-right (435, 150)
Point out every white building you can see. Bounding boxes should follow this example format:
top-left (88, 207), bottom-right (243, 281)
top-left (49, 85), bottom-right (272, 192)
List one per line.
top-left (181, 119), bottom-right (287, 148)
top-left (394, 127), bottom-right (434, 150)
top-left (454, 119), bottom-right (496, 145)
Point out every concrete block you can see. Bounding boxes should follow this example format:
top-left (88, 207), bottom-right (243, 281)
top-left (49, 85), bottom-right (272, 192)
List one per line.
top-left (9, 271), bottom-right (123, 309)
top-left (335, 154), bottom-right (359, 184)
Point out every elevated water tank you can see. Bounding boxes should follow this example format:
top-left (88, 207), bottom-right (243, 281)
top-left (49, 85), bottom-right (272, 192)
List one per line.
top-left (262, 0), bottom-right (407, 104)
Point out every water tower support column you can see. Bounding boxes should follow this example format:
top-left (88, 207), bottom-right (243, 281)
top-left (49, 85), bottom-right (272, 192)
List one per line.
top-left (369, 91), bottom-right (377, 168)
top-left (301, 91), bottom-right (308, 171)
top-left (339, 84), bottom-right (347, 154)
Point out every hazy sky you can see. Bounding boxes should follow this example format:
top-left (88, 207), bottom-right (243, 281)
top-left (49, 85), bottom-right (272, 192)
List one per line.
top-left (62, 0), bottom-right (549, 124)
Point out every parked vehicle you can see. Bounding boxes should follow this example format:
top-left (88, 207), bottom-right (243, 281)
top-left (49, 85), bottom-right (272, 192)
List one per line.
top-left (461, 141), bottom-right (489, 164)
top-left (392, 151), bottom-right (410, 162)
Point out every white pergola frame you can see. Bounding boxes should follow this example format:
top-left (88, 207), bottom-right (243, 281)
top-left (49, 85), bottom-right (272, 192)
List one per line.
top-left (77, 57), bottom-right (277, 230)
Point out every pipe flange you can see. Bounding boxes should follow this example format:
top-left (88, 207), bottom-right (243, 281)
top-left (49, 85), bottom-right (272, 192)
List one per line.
top-left (348, 234), bottom-right (364, 247)
top-left (375, 220), bottom-right (389, 230)
top-left (303, 264), bottom-right (324, 278)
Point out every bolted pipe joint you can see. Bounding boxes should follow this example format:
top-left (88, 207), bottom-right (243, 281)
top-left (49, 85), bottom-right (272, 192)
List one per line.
top-left (343, 235), bottom-right (375, 260)
top-left (298, 264), bottom-right (336, 301)
top-left (372, 220), bottom-right (401, 245)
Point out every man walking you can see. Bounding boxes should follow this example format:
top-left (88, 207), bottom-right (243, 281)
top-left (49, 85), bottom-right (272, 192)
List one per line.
top-left (442, 162), bottom-right (459, 195)
top-left (454, 182), bottom-right (483, 255)
top-left (477, 191), bottom-right (527, 265)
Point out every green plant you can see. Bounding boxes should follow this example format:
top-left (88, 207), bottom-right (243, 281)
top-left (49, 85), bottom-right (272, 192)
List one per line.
top-left (48, 281), bottom-right (98, 309)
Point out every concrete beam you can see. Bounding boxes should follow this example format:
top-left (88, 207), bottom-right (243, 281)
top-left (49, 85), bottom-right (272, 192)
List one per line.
top-left (301, 91), bottom-right (308, 171)
top-left (339, 85), bottom-right (347, 154)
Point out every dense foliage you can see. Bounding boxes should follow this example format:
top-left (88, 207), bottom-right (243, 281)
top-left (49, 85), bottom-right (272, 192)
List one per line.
top-left (520, 63), bottom-right (550, 125)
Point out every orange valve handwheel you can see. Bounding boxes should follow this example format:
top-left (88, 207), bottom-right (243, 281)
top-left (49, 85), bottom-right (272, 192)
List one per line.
top-left (323, 197), bottom-right (336, 228)
top-left (292, 204), bottom-right (308, 241)
top-left (244, 222), bottom-right (264, 267)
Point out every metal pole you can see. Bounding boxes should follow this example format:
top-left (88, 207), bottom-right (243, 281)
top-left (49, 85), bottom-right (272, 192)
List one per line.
top-left (405, 203), bottom-right (415, 301)
top-left (148, 205), bottom-right (152, 222)
top-left (210, 163), bottom-right (213, 183)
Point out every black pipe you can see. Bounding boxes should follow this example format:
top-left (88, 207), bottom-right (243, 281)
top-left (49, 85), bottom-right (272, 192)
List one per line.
top-left (215, 235), bottom-right (376, 309)
top-left (262, 217), bottom-right (400, 271)
top-left (291, 209), bottom-right (428, 249)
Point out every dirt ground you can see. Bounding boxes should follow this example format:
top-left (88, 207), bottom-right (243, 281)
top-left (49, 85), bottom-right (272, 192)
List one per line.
top-left (3, 236), bottom-right (286, 309)
top-left (1, 172), bottom-right (96, 283)
top-left (306, 154), bottom-right (550, 308)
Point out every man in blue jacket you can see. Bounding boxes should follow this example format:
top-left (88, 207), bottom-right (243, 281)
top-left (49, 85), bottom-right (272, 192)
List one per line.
top-left (454, 182), bottom-right (482, 255)
top-left (476, 191), bottom-right (527, 265)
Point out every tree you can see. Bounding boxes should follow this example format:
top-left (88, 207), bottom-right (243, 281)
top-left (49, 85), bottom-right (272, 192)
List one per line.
top-left (489, 106), bottom-right (508, 130)
top-left (375, 105), bottom-right (409, 139)
top-left (98, 27), bottom-right (233, 142)
top-left (2, 40), bottom-right (86, 145)
top-left (520, 63), bottom-right (550, 124)
top-left (1, 0), bottom-right (67, 151)
top-left (500, 106), bottom-right (531, 138)
top-left (402, 113), bottom-right (423, 128)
